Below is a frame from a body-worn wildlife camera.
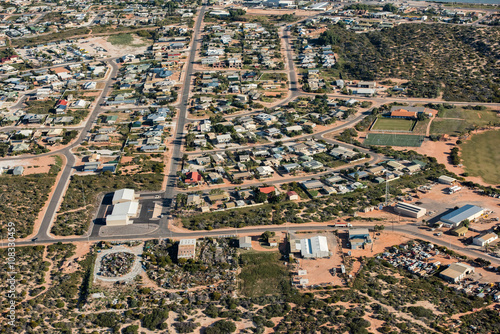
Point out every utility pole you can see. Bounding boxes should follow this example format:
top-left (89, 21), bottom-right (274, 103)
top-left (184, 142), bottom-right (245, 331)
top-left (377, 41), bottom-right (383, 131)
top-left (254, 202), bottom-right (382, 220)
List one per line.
top-left (385, 172), bottom-right (389, 207)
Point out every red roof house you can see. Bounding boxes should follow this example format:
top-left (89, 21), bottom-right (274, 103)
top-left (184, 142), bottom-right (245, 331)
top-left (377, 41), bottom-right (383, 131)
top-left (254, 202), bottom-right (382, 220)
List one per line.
top-left (259, 186), bottom-right (275, 195)
top-left (185, 171), bottom-right (202, 184)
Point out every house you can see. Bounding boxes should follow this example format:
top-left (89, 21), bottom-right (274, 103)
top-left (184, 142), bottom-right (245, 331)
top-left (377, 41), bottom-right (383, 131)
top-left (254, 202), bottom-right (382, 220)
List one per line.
top-left (394, 202), bottom-right (426, 218)
top-left (441, 205), bottom-right (484, 227)
top-left (177, 239), bottom-right (197, 259)
top-left (105, 115), bottom-right (118, 124)
top-left (386, 161), bottom-right (404, 171)
top-left (268, 236), bottom-right (280, 247)
top-left (302, 160), bottom-right (323, 170)
top-left (239, 236), bottom-right (252, 250)
top-left (185, 171), bottom-right (202, 184)
top-left (12, 166), bottom-right (24, 175)
top-left (348, 228), bottom-right (371, 249)
top-left (473, 233), bottom-right (498, 247)
top-left (187, 194), bottom-right (202, 206)
top-left (283, 163), bottom-right (301, 173)
top-left (216, 134), bottom-right (232, 144)
top-left (207, 191), bottom-right (230, 203)
top-left (256, 166), bottom-right (274, 177)
top-left (259, 186), bottom-right (276, 195)
top-left (440, 262), bottom-right (474, 283)
top-left (287, 191), bottom-right (299, 201)
top-left (83, 162), bottom-right (101, 172)
top-left (11, 143), bottom-right (30, 152)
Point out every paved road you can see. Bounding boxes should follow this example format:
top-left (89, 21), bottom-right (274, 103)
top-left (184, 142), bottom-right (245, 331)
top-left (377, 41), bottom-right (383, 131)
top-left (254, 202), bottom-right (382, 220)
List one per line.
top-left (21, 223), bottom-right (500, 266)
top-left (162, 6), bottom-right (207, 208)
top-left (33, 59), bottom-right (119, 240)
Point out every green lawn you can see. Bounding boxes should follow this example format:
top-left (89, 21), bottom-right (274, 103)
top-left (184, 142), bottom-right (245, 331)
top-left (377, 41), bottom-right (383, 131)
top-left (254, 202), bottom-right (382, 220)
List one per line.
top-left (238, 252), bottom-right (289, 297)
top-left (430, 119), bottom-right (468, 136)
top-left (107, 33), bottom-right (146, 46)
top-left (372, 118), bottom-right (416, 132)
top-left (460, 130), bottom-right (500, 185)
top-left (364, 133), bottom-right (424, 147)
top-left (431, 107), bottom-right (499, 135)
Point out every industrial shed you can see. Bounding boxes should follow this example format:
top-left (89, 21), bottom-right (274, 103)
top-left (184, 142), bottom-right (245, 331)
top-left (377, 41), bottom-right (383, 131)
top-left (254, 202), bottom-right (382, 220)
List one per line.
top-left (440, 262), bottom-right (474, 283)
top-left (112, 188), bottom-right (136, 204)
top-left (299, 236), bottom-right (330, 258)
top-left (440, 205), bottom-right (484, 227)
top-left (394, 202), bottom-right (427, 218)
top-left (106, 189), bottom-right (139, 226)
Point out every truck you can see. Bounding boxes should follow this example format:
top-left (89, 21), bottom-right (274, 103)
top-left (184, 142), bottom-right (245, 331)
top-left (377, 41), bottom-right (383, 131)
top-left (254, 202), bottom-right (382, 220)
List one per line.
top-left (333, 223), bottom-right (353, 228)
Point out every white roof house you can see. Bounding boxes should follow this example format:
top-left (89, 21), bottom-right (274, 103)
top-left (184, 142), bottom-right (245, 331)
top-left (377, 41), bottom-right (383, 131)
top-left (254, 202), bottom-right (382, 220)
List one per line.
top-left (298, 236), bottom-right (330, 258)
top-left (112, 188), bottom-right (136, 205)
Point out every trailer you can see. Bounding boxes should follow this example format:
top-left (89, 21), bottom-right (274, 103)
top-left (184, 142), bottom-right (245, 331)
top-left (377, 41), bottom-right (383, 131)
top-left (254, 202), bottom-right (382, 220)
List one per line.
top-left (333, 223), bottom-right (353, 228)
top-left (447, 186), bottom-right (462, 194)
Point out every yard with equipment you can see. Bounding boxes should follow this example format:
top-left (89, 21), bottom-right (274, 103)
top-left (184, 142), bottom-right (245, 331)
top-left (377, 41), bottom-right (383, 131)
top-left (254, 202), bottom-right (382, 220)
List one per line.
top-left (371, 117), bottom-right (416, 132)
top-left (364, 133), bottom-right (424, 147)
top-left (460, 130), bottom-right (500, 185)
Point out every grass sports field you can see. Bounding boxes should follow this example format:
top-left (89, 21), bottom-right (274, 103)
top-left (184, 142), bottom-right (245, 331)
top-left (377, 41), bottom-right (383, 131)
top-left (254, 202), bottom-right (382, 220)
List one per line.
top-left (460, 130), bottom-right (500, 185)
top-left (372, 117), bottom-right (416, 131)
top-left (364, 133), bottom-right (424, 147)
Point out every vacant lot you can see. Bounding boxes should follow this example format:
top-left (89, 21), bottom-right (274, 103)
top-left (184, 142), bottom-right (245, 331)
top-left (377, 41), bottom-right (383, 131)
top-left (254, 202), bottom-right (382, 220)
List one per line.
top-left (372, 118), bottom-right (416, 132)
top-left (364, 133), bottom-right (423, 147)
top-left (238, 251), bottom-right (289, 297)
top-left (460, 130), bottom-right (500, 185)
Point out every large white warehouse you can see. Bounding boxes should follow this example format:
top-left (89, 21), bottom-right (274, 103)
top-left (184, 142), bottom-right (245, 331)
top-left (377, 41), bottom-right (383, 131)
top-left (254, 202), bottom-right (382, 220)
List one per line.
top-left (106, 189), bottom-right (139, 226)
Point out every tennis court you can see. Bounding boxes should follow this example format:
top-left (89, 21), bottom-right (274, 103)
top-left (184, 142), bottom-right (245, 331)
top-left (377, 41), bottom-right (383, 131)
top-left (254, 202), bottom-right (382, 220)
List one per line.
top-left (371, 118), bottom-right (416, 132)
top-left (364, 133), bottom-right (424, 147)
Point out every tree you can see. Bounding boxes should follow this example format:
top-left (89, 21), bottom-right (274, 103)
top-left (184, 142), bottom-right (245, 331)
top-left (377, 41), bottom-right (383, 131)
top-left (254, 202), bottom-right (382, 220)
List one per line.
top-left (255, 191), bottom-right (268, 203)
top-left (205, 320), bottom-right (236, 334)
top-left (383, 3), bottom-right (398, 12)
top-left (461, 219), bottom-right (470, 228)
top-left (261, 231), bottom-right (275, 243)
top-left (122, 325), bottom-right (138, 334)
